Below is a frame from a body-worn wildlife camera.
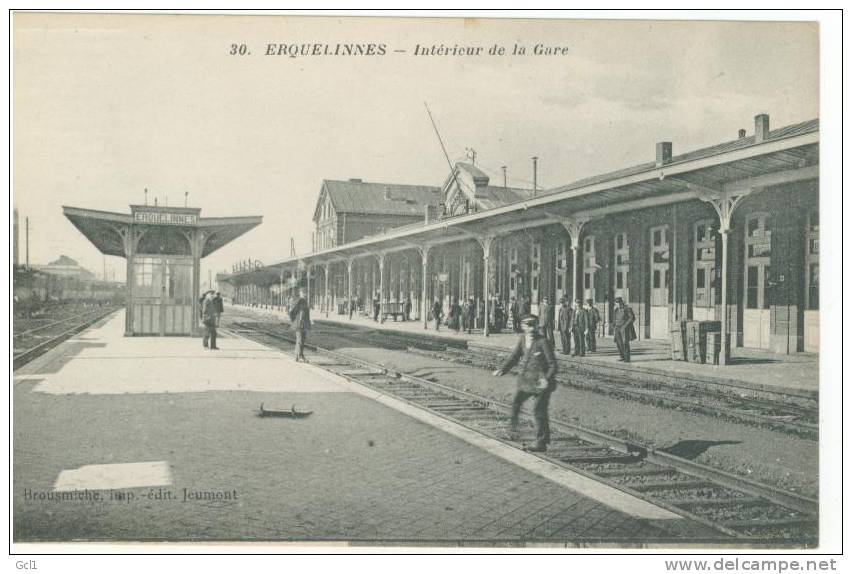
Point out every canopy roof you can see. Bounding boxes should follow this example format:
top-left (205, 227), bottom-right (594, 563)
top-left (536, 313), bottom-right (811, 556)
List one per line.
top-left (221, 118), bottom-right (820, 287)
top-left (63, 205), bottom-right (262, 258)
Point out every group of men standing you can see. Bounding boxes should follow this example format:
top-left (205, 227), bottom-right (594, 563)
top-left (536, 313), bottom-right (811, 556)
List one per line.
top-left (535, 296), bottom-right (636, 363)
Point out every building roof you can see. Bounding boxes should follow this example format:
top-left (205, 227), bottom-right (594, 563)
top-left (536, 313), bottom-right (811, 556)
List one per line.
top-left (546, 119), bottom-right (819, 195)
top-left (321, 179), bottom-right (441, 218)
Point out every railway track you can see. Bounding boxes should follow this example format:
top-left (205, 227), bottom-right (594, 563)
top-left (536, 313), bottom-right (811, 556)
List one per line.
top-left (234, 311), bottom-right (818, 439)
top-left (226, 318), bottom-right (819, 545)
top-left (13, 307), bottom-right (119, 370)
top-left (407, 345), bottom-right (819, 440)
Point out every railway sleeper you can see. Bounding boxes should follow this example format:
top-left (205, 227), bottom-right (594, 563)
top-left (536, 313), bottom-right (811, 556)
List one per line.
top-left (668, 496), bottom-right (768, 508)
top-left (593, 466), bottom-right (676, 478)
top-left (629, 479), bottom-right (716, 492)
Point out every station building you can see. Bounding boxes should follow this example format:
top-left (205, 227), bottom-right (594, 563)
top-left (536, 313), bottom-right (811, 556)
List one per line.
top-left (222, 114), bottom-right (819, 363)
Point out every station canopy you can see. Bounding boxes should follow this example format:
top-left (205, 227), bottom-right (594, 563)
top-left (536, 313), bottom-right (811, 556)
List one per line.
top-left (63, 205), bottom-right (262, 258)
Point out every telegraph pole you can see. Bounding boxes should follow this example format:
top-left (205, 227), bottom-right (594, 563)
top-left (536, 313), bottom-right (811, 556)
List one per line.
top-left (25, 216), bottom-right (30, 269)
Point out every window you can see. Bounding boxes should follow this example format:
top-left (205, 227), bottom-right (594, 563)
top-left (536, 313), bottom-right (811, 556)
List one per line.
top-left (696, 268), bottom-right (706, 288)
top-left (616, 272), bottom-right (623, 289)
top-left (746, 266), bottom-right (759, 309)
top-left (653, 270), bottom-right (660, 288)
top-left (556, 275), bottom-right (562, 289)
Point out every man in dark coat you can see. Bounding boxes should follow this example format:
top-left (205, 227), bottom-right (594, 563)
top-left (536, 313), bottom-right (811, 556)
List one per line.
top-left (404, 297), bottom-right (412, 321)
top-left (466, 296), bottom-right (476, 333)
top-left (539, 296), bottom-right (555, 347)
top-left (509, 296), bottom-right (521, 333)
top-left (557, 297), bottom-right (573, 355)
top-left (611, 296), bottom-right (637, 362)
top-left (585, 298), bottom-right (600, 353)
top-left (569, 298), bottom-right (588, 357)
top-left (493, 315), bottom-right (558, 452)
top-left (213, 291), bottom-right (224, 326)
top-left (201, 291), bottom-right (219, 350)
top-left (449, 297), bottom-right (462, 332)
top-left (288, 288), bottom-right (311, 362)
top-left (431, 299), bottom-right (443, 331)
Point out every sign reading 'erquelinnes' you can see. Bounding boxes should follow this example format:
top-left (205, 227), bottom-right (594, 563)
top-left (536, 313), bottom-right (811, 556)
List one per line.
top-left (133, 210), bottom-right (198, 225)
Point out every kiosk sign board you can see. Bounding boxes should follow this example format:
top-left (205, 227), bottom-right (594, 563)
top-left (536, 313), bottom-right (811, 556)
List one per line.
top-left (133, 209), bottom-right (198, 226)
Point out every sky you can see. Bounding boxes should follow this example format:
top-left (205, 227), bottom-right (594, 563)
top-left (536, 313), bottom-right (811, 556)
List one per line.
top-left (12, 13), bottom-right (819, 285)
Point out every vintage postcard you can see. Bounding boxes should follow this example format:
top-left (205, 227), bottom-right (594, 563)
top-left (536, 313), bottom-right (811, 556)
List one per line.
top-left (10, 10), bottom-right (839, 558)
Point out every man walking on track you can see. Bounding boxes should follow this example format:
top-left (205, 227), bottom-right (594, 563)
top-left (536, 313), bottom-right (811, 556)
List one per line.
top-left (611, 296), bottom-right (636, 363)
top-left (492, 315), bottom-right (558, 453)
top-left (289, 288), bottom-right (311, 362)
top-left (201, 291), bottom-right (219, 350)
top-left (557, 297), bottom-right (573, 355)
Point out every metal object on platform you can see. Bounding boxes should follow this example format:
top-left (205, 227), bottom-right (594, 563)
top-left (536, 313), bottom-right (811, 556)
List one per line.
top-left (257, 403), bottom-right (313, 419)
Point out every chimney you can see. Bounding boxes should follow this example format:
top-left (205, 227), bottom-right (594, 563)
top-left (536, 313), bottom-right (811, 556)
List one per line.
top-left (655, 142), bottom-right (673, 167)
top-left (755, 114), bottom-right (770, 143)
top-left (738, 129), bottom-right (747, 139)
top-left (532, 156), bottom-right (538, 197)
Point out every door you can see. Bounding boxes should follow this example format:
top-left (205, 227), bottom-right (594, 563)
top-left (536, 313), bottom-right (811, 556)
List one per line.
top-left (743, 213), bottom-right (772, 349)
top-left (583, 235), bottom-right (597, 303)
top-left (613, 232), bottom-right (630, 304)
top-left (692, 220), bottom-right (718, 321)
top-left (804, 211), bottom-right (819, 353)
top-left (649, 225), bottom-right (670, 339)
top-left (554, 240), bottom-right (568, 303)
top-left (132, 255), bottom-right (193, 336)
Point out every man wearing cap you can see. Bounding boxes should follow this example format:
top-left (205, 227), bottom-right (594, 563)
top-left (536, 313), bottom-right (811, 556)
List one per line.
top-left (557, 297), bottom-right (573, 355)
top-left (611, 297), bottom-right (636, 362)
top-left (492, 314), bottom-right (558, 453)
top-left (569, 299), bottom-right (588, 357)
top-left (585, 298), bottom-right (601, 353)
top-left (509, 296), bottom-right (521, 333)
top-left (539, 296), bottom-right (555, 348)
top-left (289, 288), bottom-right (311, 362)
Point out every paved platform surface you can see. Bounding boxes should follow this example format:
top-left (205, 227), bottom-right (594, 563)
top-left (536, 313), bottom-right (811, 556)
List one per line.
top-left (13, 312), bottom-right (722, 545)
top-left (249, 305), bottom-right (817, 396)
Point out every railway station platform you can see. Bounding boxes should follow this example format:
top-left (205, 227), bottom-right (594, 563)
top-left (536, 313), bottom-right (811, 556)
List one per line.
top-left (13, 311), bottom-right (725, 545)
top-left (244, 305), bottom-right (818, 399)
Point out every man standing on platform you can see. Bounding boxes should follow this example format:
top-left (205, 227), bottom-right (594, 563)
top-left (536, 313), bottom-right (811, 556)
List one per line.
top-left (492, 315), bottom-right (557, 453)
top-left (611, 296), bottom-right (636, 363)
top-left (289, 288), bottom-right (311, 362)
top-left (539, 296), bottom-right (555, 348)
top-left (585, 298), bottom-right (600, 353)
top-left (569, 298), bottom-right (588, 357)
top-left (404, 296), bottom-right (412, 321)
top-left (201, 291), bottom-right (219, 350)
top-left (509, 296), bottom-right (520, 333)
top-left (213, 291), bottom-right (224, 327)
top-left (373, 292), bottom-right (381, 322)
top-left (431, 299), bottom-right (443, 331)
top-left (449, 297), bottom-right (462, 333)
top-left (557, 297), bottom-right (573, 355)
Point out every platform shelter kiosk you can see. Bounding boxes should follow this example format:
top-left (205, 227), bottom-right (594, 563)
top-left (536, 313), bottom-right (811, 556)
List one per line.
top-left (64, 204), bottom-right (261, 336)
